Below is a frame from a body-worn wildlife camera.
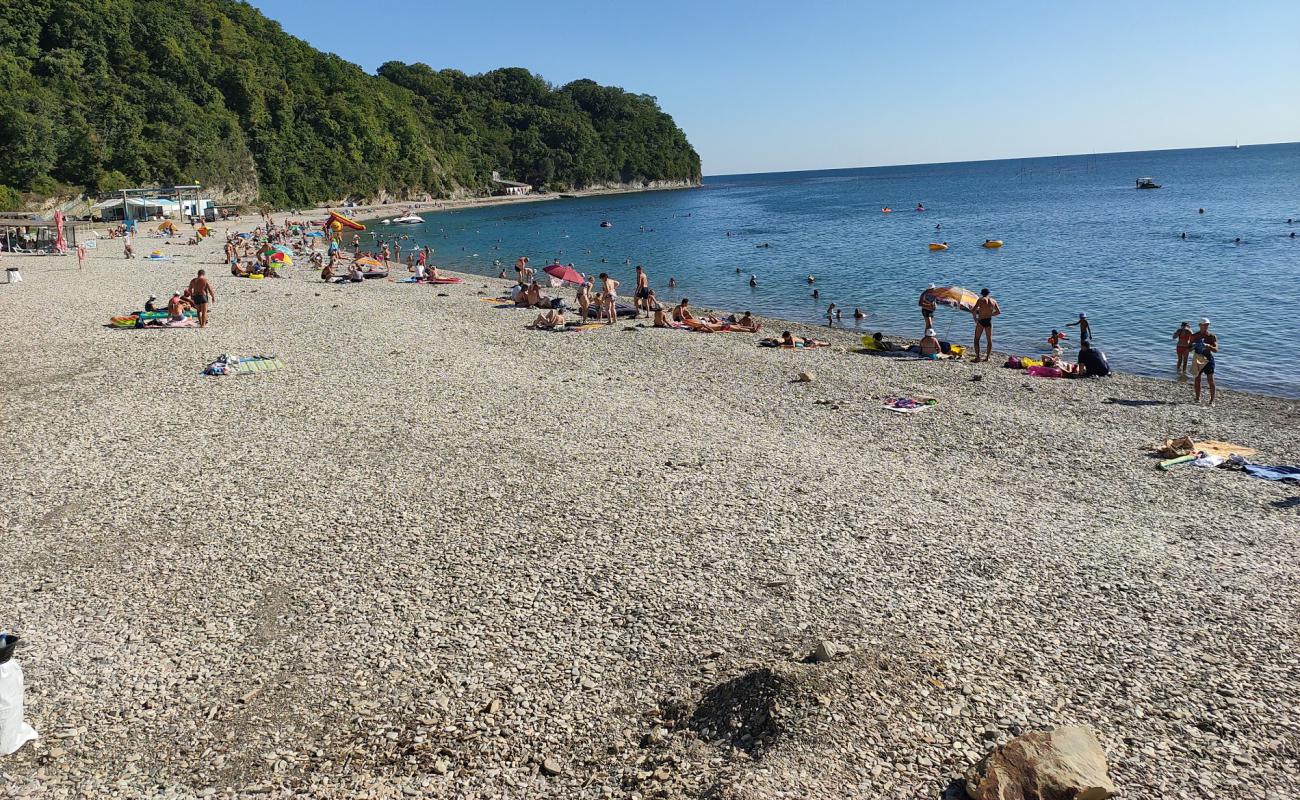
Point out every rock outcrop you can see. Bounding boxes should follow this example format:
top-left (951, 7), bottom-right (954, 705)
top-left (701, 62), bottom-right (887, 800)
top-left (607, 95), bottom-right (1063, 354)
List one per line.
top-left (965, 726), bottom-right (1116, 800)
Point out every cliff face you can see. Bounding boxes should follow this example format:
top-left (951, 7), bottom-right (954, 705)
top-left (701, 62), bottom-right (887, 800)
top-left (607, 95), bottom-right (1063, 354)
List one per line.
top-left (0, 1), bottom-right (701, 208)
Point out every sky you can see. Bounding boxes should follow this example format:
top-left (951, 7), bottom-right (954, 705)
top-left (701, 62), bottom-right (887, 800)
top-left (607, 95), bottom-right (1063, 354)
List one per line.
top-left (250, 0), bottom-right (1300, 176)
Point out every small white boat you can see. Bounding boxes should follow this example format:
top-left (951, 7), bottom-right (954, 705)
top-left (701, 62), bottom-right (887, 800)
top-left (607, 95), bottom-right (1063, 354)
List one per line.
top-left (392, 214), bottom-right (424, 224)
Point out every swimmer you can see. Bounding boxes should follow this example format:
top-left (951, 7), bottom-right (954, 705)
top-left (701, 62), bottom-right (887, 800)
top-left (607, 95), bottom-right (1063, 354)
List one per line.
top-left (1234, 237), bottom-right (1242, 245)
top-left (668, 277), bottom-right (676, 289)
top-left (1198, 208), bottom-right (1205, 214)
top-left (807, 275), bottom-right (815, 284)
top-left (749, 274), bottom-right (757, 287)
top-left (735, 267), bottom-right (741, 274)
top-left (853, 308), bottom-right (864, 320)
top-left (811, 289), bottom-right (819, 299)
top-left (1180, 232), bottom-right (1187, 240)
top-left (826, 303), bottom-right (837, 326)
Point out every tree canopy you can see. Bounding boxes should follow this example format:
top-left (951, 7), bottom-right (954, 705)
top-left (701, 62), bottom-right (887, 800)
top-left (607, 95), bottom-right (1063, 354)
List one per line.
top-left (0, 0), bottom-right (701, 208)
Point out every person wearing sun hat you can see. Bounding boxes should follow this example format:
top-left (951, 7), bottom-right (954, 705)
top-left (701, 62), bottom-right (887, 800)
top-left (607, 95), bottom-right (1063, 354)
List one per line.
top-left (919, 327), bottom-right (942, 357)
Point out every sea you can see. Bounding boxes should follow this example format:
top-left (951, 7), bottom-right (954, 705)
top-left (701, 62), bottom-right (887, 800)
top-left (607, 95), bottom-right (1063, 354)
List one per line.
top-left (382, 142), bottom-right (1300, 398)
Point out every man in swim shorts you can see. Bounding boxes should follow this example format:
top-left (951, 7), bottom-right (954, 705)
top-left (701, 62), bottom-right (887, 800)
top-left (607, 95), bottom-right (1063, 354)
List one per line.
top-left (971, 288), bottom-right (1000, 362)
top-left (919, 290), bottom-right (935, 329)
top-left (1172, 321), bottom-right (1193, 374)
top-left (187, 269), bottom-right (215, 328)
top-left (633, 265), bottom-right (651, 317)
top-left (1189, 318), bottom-right (1218, 405)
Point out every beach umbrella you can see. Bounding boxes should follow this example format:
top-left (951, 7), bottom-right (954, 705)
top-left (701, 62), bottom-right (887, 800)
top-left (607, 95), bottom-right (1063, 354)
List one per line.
top-left (354, 256), bottom-right (383, 269)
top-left (543, 264), bottom-right (585, 285)
top-left (270, 244), bottom-right (293, 255)
top-left (269, 251), bottom-right (292, 266)
top-left (305, 231), bottom-right (324, 237)
top-left (920, 285), bottom-right (978, 312)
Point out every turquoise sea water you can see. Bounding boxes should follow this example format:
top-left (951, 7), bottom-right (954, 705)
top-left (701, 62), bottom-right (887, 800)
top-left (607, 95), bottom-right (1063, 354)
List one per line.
top-left (387, 143), bottom-right (1300, 397)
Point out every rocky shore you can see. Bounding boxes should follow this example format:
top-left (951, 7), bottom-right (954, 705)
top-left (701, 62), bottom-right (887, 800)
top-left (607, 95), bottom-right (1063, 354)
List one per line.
top-left (1, 221), bottom-right (1297, 799)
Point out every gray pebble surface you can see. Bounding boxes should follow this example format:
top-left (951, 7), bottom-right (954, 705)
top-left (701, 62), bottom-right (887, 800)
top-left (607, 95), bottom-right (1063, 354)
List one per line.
top-left (1, 229), bottom-right (1297, 799)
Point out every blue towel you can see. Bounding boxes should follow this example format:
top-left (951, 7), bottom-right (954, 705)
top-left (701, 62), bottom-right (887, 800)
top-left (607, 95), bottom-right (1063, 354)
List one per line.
top-left (1243, 464), bottom-right (1300, 483)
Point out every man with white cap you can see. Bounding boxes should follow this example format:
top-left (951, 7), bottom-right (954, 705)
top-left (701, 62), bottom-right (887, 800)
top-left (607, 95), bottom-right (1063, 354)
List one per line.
top-left (1189, 318), bottom-right (1218, 404)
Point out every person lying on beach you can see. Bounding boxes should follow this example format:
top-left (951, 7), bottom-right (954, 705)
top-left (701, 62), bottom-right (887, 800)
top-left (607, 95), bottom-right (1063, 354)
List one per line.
top-left (869, 332), bottom-right (903, 352)
top-left (765, 331), bottom-right (829, 348)
top-left (527, 309), bottom-right (566, 330)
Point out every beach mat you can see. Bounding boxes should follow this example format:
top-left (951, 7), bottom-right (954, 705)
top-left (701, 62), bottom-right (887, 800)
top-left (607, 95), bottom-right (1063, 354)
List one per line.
top-left (882, 396), bottom-right (937, 413)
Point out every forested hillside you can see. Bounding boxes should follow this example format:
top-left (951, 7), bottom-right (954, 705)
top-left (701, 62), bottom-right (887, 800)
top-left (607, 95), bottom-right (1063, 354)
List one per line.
top-left (0, 0), bottom-right (701, 208)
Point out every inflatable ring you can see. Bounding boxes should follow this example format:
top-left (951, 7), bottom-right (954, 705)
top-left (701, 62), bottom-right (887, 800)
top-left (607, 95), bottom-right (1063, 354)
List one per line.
top-left (982, 240), bottom-right (1004, 249)
top-left (928, 243), bottom-right (948, 251)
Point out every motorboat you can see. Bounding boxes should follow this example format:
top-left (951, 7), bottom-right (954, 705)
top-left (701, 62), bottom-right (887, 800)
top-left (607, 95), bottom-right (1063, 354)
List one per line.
top-left (599, 220), bottom-right (613, 228)
top-left (391, 213), bottom-right (424, 224)
top-left (1135, 177), bottom-right (1161, 189)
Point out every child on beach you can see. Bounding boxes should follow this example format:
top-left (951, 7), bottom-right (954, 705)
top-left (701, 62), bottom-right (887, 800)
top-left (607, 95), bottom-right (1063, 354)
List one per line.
top-left (1067, 313), bottom-right (1091, 343)
top-left (1173, 321), bottom-right (1193, 374)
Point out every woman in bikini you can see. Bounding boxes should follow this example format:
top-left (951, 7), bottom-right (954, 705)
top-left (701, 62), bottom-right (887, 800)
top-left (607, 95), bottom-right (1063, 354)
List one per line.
top-left (599, 272), bottom-right (619, 325)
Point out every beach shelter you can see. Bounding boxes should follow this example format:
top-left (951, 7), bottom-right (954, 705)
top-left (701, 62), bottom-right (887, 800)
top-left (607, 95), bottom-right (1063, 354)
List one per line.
top-left (920, 285), bottom-right (978, 312)
top-left (158, 220), bottom-right (177, 234)
top-left (543, 264), bottom-right (585, 285)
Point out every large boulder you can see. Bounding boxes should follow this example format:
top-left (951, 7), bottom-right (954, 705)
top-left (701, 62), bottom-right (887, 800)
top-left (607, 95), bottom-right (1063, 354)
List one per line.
top-left (965, 726), bottom-right (1116, 800)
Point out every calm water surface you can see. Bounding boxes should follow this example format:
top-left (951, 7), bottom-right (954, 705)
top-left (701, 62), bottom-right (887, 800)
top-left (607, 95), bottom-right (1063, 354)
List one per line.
top-left (385, 143), bottom-right (1300, 397)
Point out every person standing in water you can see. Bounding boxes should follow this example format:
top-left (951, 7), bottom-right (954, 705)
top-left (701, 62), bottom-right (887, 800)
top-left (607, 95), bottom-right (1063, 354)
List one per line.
top-left (1067, 313), bottom-right (1091, 343)
top-left (1172, 321), bottom-right (1193, 375)
top-left (971, 288), bottom-right (1000, 362)
top-left (1189, 319), bottom-right (1218, 404)
top-left (825, 303), bottom-right (837, 327)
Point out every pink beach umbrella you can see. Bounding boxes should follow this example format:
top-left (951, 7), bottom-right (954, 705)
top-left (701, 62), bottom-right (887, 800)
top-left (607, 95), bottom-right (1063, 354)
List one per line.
top-left (543, 264), bottom-right (585, 285)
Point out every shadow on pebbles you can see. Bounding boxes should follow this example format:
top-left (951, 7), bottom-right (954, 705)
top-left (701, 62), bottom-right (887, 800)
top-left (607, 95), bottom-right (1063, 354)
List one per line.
top-left (613, 644), bottom-right (952, 799)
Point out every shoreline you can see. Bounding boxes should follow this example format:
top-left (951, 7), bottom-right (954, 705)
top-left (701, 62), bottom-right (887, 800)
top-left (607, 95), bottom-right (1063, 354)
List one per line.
top-left (1, 224), bottom-right (1298, 798)
top-left (317, 181), bottom-right (700, 225)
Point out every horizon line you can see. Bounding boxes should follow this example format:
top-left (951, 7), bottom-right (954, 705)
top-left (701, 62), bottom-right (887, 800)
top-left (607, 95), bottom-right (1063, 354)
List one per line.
top-left (702, 139), bottom-right (1298, 179)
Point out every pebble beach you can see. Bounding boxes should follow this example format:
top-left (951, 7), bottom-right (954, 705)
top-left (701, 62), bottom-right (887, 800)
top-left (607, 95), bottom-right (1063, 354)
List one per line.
top-left (1, 213), bottom-right (1298, 799)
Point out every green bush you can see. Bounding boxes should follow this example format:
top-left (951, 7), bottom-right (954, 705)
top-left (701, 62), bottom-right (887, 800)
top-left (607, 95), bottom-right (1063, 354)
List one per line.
top-left (0, 184), bottom-right (21, 212)
top-left (0, 1), bottom-right (700, 206)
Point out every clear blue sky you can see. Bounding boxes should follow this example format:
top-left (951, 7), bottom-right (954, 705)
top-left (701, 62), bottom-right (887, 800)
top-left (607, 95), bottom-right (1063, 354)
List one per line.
top-left (250, 0), bottom-right (1300, 176)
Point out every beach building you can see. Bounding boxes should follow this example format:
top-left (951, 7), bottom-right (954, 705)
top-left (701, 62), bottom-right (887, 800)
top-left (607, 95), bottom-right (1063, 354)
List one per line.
top-left (490, 171), bottom-right (532, 197)
top-left (91, 184), bottom-right (210, 224)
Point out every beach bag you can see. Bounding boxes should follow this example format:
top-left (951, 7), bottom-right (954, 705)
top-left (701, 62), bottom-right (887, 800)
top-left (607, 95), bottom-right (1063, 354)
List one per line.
top-left (0, 636), bottom-right (37, 756)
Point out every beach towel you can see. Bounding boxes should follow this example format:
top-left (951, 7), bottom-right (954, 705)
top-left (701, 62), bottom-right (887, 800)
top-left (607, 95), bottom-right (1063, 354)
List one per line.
top-left (1193, 440), bottom-right (1257, 459)
top-left (882, 396), bottom-right (938, 413)
top-left (204, 355), bottom-right (283, 376)
top-left (1242, 464), bottom-right (1300, 484)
